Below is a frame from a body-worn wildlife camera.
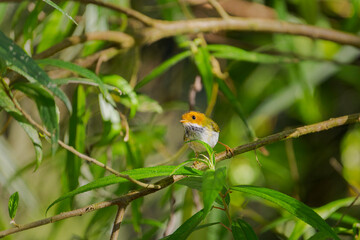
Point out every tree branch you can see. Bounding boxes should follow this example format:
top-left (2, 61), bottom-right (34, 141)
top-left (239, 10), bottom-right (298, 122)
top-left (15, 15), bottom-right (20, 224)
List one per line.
top-left (143, 17), bottom-right (360, 47)
top-left (1, 112), bottom-right (359, 238)
top-left (110, 205), bottom-right (127, 240)
top-left (34, 31), bottom-right (134, 59)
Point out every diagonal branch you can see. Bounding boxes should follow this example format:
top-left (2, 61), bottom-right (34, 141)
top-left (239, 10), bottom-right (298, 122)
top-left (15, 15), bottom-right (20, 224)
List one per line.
top-left (1, 113), bottom-right (359, 238)
top-left (33, 31), bottom-right (134, 59)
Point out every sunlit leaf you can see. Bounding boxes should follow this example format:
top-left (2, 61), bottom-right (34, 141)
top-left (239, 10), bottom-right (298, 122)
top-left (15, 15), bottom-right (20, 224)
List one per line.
top-left (12, 82), bottom-right (59, 154)
top-left (42, 0), bottom-right (78, 25)
top-left (8, 192), bottom-right (19, 220)
top-left (102, 74), bottom-right (138, 118)
top-left (46, 166), bottom-right (203, 213)
top-left (65, 86), bottom-right (88, 194)
top-left (202, 167), bottom-right (226, 216)
top-left (192, 44), bottom-right (213, 102)
top-left (165, 209), bottom-right (205, 240)
top-left (36, 58), bottom-right (114, 106)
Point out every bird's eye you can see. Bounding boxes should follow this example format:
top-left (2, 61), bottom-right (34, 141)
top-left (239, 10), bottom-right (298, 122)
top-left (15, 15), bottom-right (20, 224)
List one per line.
top-left (192, 115), bottom-right (196, 120)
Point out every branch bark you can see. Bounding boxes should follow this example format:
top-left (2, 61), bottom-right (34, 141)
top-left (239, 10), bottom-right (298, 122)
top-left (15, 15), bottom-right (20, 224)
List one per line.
top-left (1, 112), bottom-right (359, 238)
top-left (110, 205), bottom-right (127, 240)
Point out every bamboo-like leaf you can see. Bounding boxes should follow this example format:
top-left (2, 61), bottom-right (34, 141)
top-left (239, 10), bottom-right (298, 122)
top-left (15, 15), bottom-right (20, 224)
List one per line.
top-left (12, 82), bottom-right (59, 154)
top-left (0, 31), bottom-right (72, 112)
top-left (192, 45), bottom-right (213, 102)
top-left (0, 82), bottom-right (43, 168)
top-left (202, 167), bottom-right (226, 216)
top-left (65, 86), bottom-right (88, 194)
top-left (36, 58), bottom-right (114, 106)
top-left (42, 0), bottom-right (77, 25)
top-left (135, 50), bottom-right (191, 90)
top-left (165, 209), bottom-right (205, 240)
top-left (231, 186), bottom-right (340, 240)
top-left (8, 192), bottom-right (19, 220)
top-left (102, 75), bottom-right (138, 118)
top-left (208, 44), bottom-right (293, 64)
top-left (46, 166), bottom-right (202, 213)
top-left (232, 219), bottom-right (258, 240)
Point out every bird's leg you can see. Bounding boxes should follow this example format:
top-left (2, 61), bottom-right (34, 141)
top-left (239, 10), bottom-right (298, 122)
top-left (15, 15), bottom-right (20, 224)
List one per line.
top-left (218, 141), bottom-right (234, 157)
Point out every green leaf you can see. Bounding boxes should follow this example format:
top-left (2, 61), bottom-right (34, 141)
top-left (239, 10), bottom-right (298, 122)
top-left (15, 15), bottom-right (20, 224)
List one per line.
top-left (42, 0), bottom-right (78, 25)
top-left (135, 50), bottom-right (191, 90)
top-left (0, 31), bottom-right (72, 112)
top-left (102, 75), bottom-right (138, 118)
top-left (0, 82), bottom-right (43, 168)
top-left (8, 192), bottom-right (19, 220)
top-left (192, 45), bottom-right (213, 102)
top-left (202, 167), bottom-right (227, 216)
top-left (231, 186), bottom-right (340, 240)
top-left (46, 166), bottom-right (202, 213)
top-left (208, 44), bottom-right (293, 64)
top-left (232, 219), bottom-right (258, 240)
top-left (36, 58), bottom-right (114, 106)
top-left (12, 82), bottom-right (59, 154)
top-left (65, 86), bottom-right (88, 193)
top-left (289, 197), bottom-right (356, 240)
top-left (131, 198), bottom-right (143, 233)
top-left (166, 209), bottom-right (205, 240)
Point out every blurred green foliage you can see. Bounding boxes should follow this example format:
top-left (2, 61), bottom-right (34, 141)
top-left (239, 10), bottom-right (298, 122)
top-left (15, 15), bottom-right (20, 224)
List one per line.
top-left (0, 0), bottom-right (360, 239)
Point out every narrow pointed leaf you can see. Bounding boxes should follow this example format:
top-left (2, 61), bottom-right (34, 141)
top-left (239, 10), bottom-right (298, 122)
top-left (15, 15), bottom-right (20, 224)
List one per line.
top-left (135, 50), bottom-right (191, 90)
top-left (46, 166), bottom-right (202, 213)
top-left (202, 167), bottom-right (226, 215)
top-left (42, 0), bottom-right (78, 25)
top-left (193, 45), bottom-right (213, 102)
top-left (36, 58), bottom-right (114, 106)
top-left (166, 209), bottom-right (205, 240)
top-left (0, 31), bottom-right (72, 112)
top-left (0, 83), bottom-right (43, 168)
top-left (12, 82), bottom-right (59, 154)
top-left (231, 186), bottom-right (340, 240)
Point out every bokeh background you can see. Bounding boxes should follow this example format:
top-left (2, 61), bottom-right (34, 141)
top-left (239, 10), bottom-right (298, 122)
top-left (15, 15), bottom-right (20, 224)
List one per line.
top-left (0, 0), bottom-right (360, 239)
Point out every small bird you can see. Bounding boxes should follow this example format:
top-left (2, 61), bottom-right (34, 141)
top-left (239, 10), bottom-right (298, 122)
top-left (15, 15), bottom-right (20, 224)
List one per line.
top-left (180, 111), bottom-right (233, 156)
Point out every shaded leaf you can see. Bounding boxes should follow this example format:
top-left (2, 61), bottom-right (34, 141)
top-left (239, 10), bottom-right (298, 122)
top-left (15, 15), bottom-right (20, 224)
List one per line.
top-left (166, 209), bottom-right (205, 240)
top-left (192, 44), bottom-right (213, 102)
top-left (232, 219), bottom-right (258, 240)
top-left (12, 82), bottom-right (59, 153)
top-left (0, 83), bottom-right (43, 168)
top-left (231, 186), bottom-right (340, 240)
top-left (0, 31), bottom-right (72, 112)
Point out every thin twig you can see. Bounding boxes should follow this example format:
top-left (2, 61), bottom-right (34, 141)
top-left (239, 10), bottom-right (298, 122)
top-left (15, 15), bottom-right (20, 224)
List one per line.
top-left (207, 0), bottom-right (229, 19)
top-left (110, 205), bottom-right (127, 240)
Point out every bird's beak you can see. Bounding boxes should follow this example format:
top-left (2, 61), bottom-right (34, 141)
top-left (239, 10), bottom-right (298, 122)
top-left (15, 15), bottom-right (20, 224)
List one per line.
top-left (180, 119), bottom-right (186, 123)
